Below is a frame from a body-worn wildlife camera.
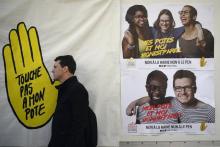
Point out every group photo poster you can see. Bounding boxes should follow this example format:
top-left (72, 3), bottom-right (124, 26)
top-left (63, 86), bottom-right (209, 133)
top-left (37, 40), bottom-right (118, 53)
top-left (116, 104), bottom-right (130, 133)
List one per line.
top-left (120, 3), bottom-right (214, 70)
top-left (121, 69), bottom-right (215, 135)
top-left (120, 2), bottom-right (215, 135)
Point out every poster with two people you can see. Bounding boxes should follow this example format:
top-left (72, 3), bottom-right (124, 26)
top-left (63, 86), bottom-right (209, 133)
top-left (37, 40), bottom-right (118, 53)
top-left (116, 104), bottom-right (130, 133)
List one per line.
top-left (120, 2), bottom-right (215, 135)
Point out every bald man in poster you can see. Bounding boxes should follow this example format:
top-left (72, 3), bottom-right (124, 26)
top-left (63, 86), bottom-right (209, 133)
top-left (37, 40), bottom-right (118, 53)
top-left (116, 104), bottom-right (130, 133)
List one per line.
top-left (127, 70), bottom-right (180, 124)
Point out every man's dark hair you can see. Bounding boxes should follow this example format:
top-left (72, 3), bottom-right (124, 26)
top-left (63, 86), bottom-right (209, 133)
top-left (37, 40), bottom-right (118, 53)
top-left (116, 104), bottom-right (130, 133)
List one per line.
top-left (55, 55), bottom-right (76, 74)
top-left (146, 70), bottom-right (168, 87)
top-left (173, 70), bottom-right (196, 87)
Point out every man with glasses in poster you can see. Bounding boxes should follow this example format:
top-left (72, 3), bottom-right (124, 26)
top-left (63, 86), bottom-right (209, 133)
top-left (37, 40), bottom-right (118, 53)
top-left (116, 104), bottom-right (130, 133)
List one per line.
top-left (171, 70), bottom-right (215, 123)
top-left (126, 70), bottom-right (215, 123)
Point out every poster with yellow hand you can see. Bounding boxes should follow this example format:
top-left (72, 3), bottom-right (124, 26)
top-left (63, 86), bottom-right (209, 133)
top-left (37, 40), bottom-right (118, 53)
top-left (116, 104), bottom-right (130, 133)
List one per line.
top-left (3, 22), bottom-right (58, 129)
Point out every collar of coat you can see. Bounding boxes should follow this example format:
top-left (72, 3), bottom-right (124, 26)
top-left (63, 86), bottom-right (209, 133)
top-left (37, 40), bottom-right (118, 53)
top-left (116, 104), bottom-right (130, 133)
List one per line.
top-left (55, 76), bottom-right (77, 90)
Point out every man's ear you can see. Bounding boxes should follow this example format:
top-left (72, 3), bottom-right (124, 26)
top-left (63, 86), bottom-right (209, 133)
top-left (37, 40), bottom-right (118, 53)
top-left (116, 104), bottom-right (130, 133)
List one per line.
top-left (193, 86), bottom-right (197, 93)
top-left (63, 66), bottom-right (69, 72)
top-left (145, 84), bottom-right (149, 91)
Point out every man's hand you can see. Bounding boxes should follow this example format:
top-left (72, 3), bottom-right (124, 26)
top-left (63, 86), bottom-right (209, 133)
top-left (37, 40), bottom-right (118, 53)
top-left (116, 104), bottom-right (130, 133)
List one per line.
top-left (126, 100), bottom-right (137, 116)
top-left (126, 96), bottom-right (150, 116)
top-left (3, 22), bottom-right (58, 128)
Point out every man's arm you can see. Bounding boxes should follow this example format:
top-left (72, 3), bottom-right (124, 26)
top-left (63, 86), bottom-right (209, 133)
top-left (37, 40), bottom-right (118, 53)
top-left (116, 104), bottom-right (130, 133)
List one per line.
top-left (126, 96), bottom-right (150, 116)
top-left (70, 84), bottom-right (89, 132)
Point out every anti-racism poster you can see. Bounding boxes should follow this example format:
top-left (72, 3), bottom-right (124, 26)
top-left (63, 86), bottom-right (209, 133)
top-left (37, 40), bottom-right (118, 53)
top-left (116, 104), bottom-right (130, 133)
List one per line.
top-left (120, 3), bottom-right (215, 135)
top-left (121, 69), bottom-right (215, 134)
top-left (2, 22), bottom-right (58, 129)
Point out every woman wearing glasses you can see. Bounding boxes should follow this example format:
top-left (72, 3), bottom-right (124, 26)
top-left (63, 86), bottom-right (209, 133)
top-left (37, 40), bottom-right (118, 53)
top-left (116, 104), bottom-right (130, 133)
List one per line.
top-left (152, 9), bottom-right (184, 58)
top-left (178, 5), bottom-right (214, 58)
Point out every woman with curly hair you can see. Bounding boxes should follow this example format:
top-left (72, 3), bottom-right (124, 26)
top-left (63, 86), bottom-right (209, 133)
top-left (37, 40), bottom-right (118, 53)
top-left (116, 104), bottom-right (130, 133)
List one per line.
top-left (122, 5), bottom-right (154, 58)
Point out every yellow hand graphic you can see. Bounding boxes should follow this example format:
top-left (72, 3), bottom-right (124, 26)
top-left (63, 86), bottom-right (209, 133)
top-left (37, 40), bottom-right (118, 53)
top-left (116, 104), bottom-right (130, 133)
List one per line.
top-left (3, 22), bottom-right (58, 128)
top-left (200, 122), bottom-right (208, 131)
top-left (200, 56), bottom-right (207, 67)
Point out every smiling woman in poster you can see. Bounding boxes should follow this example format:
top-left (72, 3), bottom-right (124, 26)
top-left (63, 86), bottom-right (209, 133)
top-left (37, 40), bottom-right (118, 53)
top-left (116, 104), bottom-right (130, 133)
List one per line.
top-left (122, 5), bottom-right (154, 58)
top-left (152, 9), bottom-right (186, 58)
top-left (152, 8), bottom-right (204, 58)
top-left (178, 5), bottom-right (214, 58)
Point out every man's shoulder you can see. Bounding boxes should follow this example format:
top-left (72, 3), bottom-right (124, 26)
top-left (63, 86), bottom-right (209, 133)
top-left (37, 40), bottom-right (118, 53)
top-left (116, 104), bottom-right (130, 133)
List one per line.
top-left (161, 96), bottom-right (174, 104)
top-left (70, 81), bottom-right (87, 92)
top-left (196, 99), bottom-right (214, 110)
top-left (165, 96), bottom-right (174, 100)
top-left (63, 76), bottom-right (87, 94)
top-left (197, 100), bottom-right (214, 108)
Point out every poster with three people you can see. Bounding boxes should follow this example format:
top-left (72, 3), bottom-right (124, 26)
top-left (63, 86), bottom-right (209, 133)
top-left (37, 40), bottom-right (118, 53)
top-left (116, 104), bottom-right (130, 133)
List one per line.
top-left (120, 2), bottom-right (215, 135)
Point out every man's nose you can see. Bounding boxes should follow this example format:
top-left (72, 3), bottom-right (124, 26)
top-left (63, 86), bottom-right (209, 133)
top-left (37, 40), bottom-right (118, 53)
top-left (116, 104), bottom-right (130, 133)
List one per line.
top-left (180, 88), bottom-right (187, 94)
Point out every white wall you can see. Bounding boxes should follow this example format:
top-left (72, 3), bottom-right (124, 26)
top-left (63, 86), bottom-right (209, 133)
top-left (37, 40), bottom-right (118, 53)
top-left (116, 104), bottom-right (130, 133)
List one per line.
top-left (0, 0), bottom-right (220, 147)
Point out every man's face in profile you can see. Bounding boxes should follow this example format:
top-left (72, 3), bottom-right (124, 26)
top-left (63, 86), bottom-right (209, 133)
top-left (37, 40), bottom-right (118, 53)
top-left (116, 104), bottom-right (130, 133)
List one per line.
top-left (52, 60), bottom-right (65, 81)
top-left (146, 78), bottom-right (167, 101)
